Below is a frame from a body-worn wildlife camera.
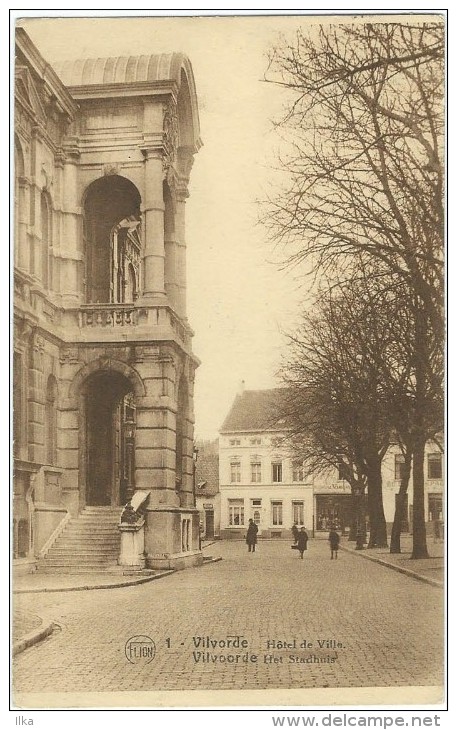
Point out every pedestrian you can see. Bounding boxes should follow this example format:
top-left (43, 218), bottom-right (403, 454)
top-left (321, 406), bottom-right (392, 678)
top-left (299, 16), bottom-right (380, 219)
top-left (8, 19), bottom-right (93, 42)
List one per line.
top-left (246, 518), bottom-right (258, 553)
top-left (328, 527), bottom-right (340, 559)
top-left (291, 523), bottom-right (299, 544)
top-left (296, 526), bottom-right (309, 559)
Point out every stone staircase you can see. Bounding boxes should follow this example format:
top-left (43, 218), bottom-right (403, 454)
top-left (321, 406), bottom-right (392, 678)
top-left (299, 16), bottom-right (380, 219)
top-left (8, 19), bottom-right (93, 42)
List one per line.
top-left (39, 506), bottom-right (123, 573)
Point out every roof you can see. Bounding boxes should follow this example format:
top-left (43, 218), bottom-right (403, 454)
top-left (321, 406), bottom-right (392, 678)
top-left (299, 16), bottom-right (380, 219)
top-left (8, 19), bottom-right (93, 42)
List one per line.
top-left (195, 443), bottom-right (219, 497)
top-left (220, 389), bottom-right (293, 434)
top-left (53, 54), bottom-right (189, 87)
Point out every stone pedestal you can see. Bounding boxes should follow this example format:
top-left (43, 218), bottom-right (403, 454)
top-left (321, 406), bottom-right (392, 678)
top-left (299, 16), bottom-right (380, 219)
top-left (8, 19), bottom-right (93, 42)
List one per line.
top-left (144, 506), bottom-right (203, 570)
top-left (118, 520), bottom-right (146, 567)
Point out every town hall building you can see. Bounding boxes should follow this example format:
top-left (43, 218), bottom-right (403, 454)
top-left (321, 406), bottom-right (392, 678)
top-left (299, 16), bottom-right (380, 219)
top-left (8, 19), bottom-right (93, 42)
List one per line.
top-left (13, 28), bottom-right (203, 573)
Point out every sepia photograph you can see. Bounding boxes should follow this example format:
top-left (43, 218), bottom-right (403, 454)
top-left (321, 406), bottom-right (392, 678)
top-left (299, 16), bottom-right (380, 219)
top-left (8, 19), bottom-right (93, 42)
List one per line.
top-left (11, 10), bottom-right (445, 712)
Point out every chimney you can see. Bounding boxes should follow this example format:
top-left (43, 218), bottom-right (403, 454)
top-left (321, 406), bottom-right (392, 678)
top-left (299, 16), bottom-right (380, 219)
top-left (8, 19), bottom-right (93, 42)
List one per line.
top-left (238, 379), bottom-right (245, 395)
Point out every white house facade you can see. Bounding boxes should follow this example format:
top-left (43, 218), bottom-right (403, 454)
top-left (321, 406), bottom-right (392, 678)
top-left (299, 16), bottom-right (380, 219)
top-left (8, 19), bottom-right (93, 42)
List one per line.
top-left (219, 388), bottom-right (444, 539)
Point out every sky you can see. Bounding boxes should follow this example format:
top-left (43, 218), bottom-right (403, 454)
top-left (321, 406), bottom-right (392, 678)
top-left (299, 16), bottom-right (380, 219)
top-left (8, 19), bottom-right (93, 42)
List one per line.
top-left (14, 10), bottom-right (435, 440)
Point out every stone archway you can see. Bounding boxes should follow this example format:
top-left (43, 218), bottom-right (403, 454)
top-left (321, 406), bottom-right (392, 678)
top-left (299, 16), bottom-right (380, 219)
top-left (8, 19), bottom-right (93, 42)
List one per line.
top-left (81, 370), bottom-right (136, 507)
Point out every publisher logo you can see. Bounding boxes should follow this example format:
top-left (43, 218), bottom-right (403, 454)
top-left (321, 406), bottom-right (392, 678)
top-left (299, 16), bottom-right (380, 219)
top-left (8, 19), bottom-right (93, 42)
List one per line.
top-left (125, 635), bottom-right (156, 664)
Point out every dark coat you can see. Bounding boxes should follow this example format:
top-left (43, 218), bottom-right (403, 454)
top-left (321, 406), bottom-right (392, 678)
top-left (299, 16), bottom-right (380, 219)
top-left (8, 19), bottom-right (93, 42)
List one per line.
top-left (296, 531), bottom-right (309, 551)
top-left (246, 522), bottom-right (258, 545)
top-left (329, 530), bottom-right (340, 549)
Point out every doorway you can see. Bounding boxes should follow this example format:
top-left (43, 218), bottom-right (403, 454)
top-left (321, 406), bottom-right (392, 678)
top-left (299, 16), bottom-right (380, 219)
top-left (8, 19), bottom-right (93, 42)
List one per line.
top-left (84, 371), bottom-right (135, 507)
top-left (205, 509), bottom-right (214, 539)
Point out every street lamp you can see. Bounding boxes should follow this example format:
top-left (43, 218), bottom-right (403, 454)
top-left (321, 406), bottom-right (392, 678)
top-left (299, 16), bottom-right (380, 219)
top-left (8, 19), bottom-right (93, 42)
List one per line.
top-left (192, 446), bottom-right (200, 548)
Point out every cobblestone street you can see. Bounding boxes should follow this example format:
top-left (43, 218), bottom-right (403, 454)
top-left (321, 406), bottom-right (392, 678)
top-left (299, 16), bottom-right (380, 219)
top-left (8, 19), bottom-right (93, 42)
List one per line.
top-left (13, 540), bottom-right (443, 697)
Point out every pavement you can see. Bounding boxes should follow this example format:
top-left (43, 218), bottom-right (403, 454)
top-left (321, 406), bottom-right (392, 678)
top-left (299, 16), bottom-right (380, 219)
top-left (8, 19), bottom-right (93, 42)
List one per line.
top-left (12, 538), bottom-right (444, 702)
top-left (339, 534), bottom-right (444, 587)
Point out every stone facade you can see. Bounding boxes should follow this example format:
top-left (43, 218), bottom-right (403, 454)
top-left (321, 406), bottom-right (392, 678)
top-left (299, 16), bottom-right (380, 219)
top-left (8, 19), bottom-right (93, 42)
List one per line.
top-left (13, 29), bottom-right (203, 572)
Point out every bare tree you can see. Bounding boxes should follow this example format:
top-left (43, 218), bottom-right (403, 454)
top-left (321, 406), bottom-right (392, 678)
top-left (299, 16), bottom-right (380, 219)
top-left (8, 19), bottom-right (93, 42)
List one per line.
top-left (265, 21), bottom-right (444, 558)
top-left (280, 280), bottom-right (395, 548)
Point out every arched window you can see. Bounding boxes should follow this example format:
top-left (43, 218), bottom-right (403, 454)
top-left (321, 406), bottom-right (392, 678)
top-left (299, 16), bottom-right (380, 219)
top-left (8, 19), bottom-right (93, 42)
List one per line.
top-left (45, 375), bottom-right (58, 465)
top-left (83, 176), bottom-right (141, 303)
top-left (14, 136), bottom-right (25, 268)
top-left (124, 263), bottom-right (137, 304)
top-left (41, 192), bottom-right (52, 289)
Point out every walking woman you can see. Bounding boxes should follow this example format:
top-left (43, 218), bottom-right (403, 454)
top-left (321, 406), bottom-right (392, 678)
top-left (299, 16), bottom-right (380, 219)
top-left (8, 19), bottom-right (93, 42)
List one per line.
top-left (296, 527), bottom-right (309, 559)
top-left (246, 519), bottom-right (258, 553)
top-left (328, 527), bottom-right (340, 559)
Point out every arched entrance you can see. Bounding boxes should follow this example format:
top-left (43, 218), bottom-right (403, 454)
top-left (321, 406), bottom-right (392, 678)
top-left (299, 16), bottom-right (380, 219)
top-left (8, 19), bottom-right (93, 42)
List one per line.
top-left (83, 371), bottom-right (136, 506)
top-left (83, 176), bottom-right (141, 304)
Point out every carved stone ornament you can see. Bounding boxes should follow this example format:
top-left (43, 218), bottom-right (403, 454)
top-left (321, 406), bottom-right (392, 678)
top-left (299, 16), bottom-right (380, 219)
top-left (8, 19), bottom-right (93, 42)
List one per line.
top-left (33, 334), bottom-right (45, 353)
top-left (60, 347), bottom-right (80, 364)
top-left (103, 163), bottom-right (120, 177)
top-left (162, 101), bottom-right (179, 175)
top-left (41, 163), bottom-right (53, 191)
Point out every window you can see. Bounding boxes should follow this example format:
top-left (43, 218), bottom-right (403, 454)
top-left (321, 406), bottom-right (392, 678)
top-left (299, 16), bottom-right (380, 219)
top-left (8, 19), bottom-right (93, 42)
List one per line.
top-left (428, 453), bottom-right (442, 480)
top-left (252, 510), bottom-right (261, 525)
top-left (337, 462), bottom-right (347, 481)
top-left (228, 499), bottom-right (244, 526)
top-left (272, 462), bottom-right (283, 483)
top-left (428, 494), bottom-right (442, 522)
top-left (271, 501), bottom-right (283, 526)
top-left (251, 499), bottom-right (261, 506)
top-left (230, 460), bottom-right (241, 483)
top-left (181, 518), bottom-right (191, 551)
top-left (251, 460), bottom-right (261, 483)
top-left (230, 439), bottom-right (241, 446)
top-left (250, 437), bottom-right (261, 445)
top-left (13, 352), bottom-right (23, 457)
top-left (292, 501), bottom-right (305, 525)
top-left (41, 191), bottom-right (52, 290)
top-left (292, 461), bottom-right (305, 482)
top-left (394, 454), bottom-right (407, 481)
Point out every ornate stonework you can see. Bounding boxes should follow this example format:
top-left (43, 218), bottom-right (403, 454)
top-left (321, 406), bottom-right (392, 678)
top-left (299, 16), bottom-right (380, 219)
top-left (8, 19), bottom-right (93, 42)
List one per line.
top-left (163, 100), bottom-right (179, 175)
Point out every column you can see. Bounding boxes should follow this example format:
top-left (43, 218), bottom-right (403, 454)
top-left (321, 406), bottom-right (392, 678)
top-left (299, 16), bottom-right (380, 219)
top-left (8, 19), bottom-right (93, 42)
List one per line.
top-left (141, 150), bottom-right (166, 301)
top-left (174, 192), bottom-right (188, 319)
top-left (60, 150), bottom-right (83, 304)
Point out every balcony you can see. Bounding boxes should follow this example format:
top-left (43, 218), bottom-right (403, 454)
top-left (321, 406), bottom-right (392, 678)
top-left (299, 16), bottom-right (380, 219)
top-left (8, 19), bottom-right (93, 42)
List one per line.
top-left (62, 303), bottom-right (191, 346)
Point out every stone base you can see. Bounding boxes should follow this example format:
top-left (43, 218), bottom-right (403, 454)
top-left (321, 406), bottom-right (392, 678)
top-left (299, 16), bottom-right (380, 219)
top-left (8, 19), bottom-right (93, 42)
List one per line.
top-left (146, 549), bottom-right (203, 571)
top-left (13, 558), bottom-right (37, 576)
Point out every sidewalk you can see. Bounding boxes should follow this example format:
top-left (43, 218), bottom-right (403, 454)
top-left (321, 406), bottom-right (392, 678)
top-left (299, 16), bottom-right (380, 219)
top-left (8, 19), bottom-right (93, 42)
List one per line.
top-left (12, 543), bottom-right (219, 653)
top-left (340, 534), bottom-right (444, 587)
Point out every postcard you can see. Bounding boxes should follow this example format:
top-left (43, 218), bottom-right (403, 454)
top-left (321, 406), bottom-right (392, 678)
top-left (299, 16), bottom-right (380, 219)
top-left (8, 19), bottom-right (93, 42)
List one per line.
top-left (11, 11), bottom-right (445, 712)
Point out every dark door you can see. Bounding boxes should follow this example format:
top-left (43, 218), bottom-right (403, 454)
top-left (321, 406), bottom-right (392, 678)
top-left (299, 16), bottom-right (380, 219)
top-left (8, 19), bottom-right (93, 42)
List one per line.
top-left (205, 510), bottom-right (214, 538)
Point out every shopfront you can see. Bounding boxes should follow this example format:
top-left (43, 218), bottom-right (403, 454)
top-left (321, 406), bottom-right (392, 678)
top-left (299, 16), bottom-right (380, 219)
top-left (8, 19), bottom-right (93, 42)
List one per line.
top-left (314, 482), bottom-right (360, 533)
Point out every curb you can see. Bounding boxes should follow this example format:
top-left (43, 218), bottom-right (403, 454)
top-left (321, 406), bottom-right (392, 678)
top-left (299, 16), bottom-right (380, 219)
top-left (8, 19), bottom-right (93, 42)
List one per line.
top-left (340, 545), bottom-right (443, 588)
top-left (13, 569), bottom-right (175, 595)
top-left (201, 556), bottom-right (222, 566)
top-left (13, 619), bottom-right (57, 656)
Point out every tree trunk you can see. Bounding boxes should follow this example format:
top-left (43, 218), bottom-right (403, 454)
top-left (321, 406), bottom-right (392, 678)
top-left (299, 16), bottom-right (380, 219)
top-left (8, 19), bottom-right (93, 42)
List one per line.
top-left (366, 460), bottom-right (388, 548)
top-left (411, 299), bottom-right (430, 560)
top-left (390, 447), bottom-right (412, 554)
top-left (412, 435), bottom-right (429, 559)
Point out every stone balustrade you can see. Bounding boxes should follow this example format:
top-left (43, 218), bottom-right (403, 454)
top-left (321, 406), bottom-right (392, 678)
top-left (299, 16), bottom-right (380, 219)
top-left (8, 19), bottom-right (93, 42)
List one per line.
top-left (78, 305), bottom-right (138, 328)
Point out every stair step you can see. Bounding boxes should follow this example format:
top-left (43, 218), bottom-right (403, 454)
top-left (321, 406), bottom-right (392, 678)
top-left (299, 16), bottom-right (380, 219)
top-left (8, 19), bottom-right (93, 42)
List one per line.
top-left (48, 550), bottom-right (119, 556)
top-left (60, 538), bottom-right (120, 543)
top-left (41, 558), bottom-right (117, 569)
